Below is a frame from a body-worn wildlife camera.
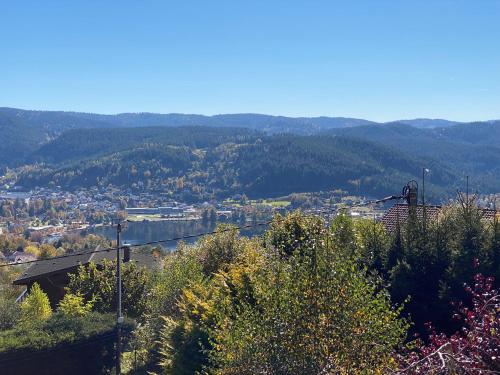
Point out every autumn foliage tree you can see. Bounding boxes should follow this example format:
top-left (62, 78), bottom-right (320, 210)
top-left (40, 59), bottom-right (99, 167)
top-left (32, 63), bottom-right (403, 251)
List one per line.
top-left (157, 213), bottom-right (409, 374)
top-left (67, 260), bottom-right (151, 319)
top-left (20, 283), bottom-right (52, 325)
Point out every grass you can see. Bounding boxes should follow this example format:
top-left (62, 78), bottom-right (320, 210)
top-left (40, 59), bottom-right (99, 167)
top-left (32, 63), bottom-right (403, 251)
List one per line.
top-left (126, 214), bottom-right (161, 222)
top-left (223, 198), bottom-right (291, 208)
top-left (127, 214), bottom-right (199, 222)
top-left (264, 200), bottom-right (291, 207)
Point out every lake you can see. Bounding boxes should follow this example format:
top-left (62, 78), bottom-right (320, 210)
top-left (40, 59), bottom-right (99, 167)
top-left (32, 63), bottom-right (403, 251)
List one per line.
top-left (88, 219), bottom-right (265, 251)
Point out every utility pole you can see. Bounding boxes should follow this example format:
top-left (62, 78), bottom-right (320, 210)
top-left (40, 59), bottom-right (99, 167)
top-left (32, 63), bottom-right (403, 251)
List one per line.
top-left (116, 222), bottom-right (123, 375)
top-left (422, 168), bottom-right (429, 234)
top-left (422, 168), bottom-right (425, 207)
top-left (466, 175), bottom-right (469, 204)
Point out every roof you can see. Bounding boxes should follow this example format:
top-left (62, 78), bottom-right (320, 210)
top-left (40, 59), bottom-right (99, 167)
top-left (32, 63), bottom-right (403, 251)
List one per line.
top-left (381, 203), bottom-right (498, 232)
top-left (381, 204), bottom-right (441, 232)
top-left (6, 251), bottom-right (38, 263)
top-left (13, 246), bottom-right (161, 285)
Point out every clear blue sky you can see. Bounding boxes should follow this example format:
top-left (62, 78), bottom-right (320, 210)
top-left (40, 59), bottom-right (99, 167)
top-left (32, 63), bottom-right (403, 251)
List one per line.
top-left (1, 0), bottom-right (499, 121)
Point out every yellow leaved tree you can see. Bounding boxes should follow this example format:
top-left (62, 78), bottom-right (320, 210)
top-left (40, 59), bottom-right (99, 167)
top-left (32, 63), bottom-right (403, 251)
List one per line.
top-left (20, 282), bottom-right (52, 325)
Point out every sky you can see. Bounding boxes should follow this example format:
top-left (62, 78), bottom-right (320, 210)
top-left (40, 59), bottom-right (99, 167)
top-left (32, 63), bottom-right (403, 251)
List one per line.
top-left (1, 0), bottom-right (499, 122)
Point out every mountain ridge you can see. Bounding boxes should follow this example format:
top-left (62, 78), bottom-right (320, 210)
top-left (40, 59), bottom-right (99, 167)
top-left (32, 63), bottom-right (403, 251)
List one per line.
top-left (3, 107), bottom-right (498, 132)
top-left (1, 107), bottom-right (499, 200)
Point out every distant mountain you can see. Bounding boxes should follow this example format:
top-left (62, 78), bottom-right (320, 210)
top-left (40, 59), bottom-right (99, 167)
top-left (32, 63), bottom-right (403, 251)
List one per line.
top-left (0, 111), bottom-right (42, 166)
top-left (76, 112), bottom-right (379, 132)
top-left (0, 108), bottom-right (381, 168)
top-left (0, 108), bottom-right (374, 168)
top-left (0, 108), bottom-right (120, 169)
top-left (396, 118), bottom-right (463, 128)
top-left (0, 107), bottom-right (377, 135)
top-left (2, 107), bottom-right (498, 169)
top-left (322, 121), bottom-right (500, 153)
top-left (1, 107), bottom-right (499, 198)
top-left (0, 107), bottom-right (116, 131)
top-left (430, 121), bottom-right (500, 146)
top-left (322, 121), bottom-right (500, 194)
top-left (2, 107), bottom-right (496, 137)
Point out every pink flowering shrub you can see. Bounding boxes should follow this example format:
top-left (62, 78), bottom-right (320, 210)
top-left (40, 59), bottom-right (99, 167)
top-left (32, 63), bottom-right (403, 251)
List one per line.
top-left (395, 273), bottom-right (499, 374)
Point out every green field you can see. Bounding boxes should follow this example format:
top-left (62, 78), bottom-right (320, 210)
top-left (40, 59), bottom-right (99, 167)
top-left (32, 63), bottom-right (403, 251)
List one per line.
top-left (263, 200), bottom-right (291, 207)
top-left (126, 214), bottom-right (199, 222)
top-left (223, 198), bottom-right (291, 208)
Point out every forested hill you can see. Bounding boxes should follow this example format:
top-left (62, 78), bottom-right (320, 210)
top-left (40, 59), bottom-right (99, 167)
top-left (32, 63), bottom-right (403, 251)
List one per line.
top-left (1, 108), bottom-right (499, 201)
top-left (29, 127), bottom-right (259, 165)
top-left (0, 109), bottom-right (374, 169)
top-left (8, 126), bottom-right (480, 202)
top-left (321, 121), bottom-right (500, 194)
top-left (0, 107), bottom-right (377, 134)
top-left (3, 107), bottom-right (495, 169)
top-left (323, 121), bottom-right (500, 147)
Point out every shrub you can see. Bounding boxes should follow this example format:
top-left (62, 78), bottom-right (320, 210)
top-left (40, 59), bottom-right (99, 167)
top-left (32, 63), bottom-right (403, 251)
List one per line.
top-left (395, 273), bottom-right (500, 374)
top-left (20, 282), bottom-right (52, 325)
top-left (58, 292), bottom-right (94, 317)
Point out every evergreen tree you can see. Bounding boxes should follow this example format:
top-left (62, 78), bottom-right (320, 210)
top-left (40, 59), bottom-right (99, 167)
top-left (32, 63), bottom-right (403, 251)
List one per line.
top-left (490, 213), bottom-right (500, 282)
top-left (386, 217), bottom-right (403, 272)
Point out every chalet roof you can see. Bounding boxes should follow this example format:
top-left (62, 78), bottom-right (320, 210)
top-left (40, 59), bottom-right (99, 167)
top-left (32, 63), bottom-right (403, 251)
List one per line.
top-left (6, 251), bottom-right (37, 263)
top-left (381, 204), bottom-right (441, 232)
top-left (381, 203), bottom-right (498, 232)
top-left (13, 246), bottom-right (160, 285)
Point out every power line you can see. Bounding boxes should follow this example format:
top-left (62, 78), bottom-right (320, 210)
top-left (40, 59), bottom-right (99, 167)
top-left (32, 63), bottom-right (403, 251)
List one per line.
top-left (0, 193), bottom-right (403, 373)
top-left (311, 195), bottom-right (403, 217)
top-left (0, 221), bottom-right (271, 268)
top-left (0, 194), bottom-right (400, 269)
top-left (0, 246), bottom-right (117, 268)
top-left (126, 221), bottom-right (270, 248)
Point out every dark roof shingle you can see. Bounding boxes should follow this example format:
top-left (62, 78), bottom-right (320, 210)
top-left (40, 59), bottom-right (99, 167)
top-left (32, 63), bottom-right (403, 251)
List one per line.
top-left (381, 203), bottom-right (498, 232)
top-left (13, 246), bottom-right (160, 285)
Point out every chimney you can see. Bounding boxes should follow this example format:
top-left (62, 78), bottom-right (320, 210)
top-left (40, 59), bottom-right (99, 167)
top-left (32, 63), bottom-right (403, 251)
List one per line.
top-left (123, 246), bottom-right (131, 263)
top-left (403, 180), bottom-right (418, 207)
top-left (408, 185), bottom-right (418, 207)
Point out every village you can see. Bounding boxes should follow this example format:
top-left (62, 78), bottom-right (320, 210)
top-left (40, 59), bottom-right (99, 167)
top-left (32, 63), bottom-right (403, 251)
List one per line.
top-left (3, 181), bottom-right (498, 308)
top-left (0, 184), bottom-right (402, 247)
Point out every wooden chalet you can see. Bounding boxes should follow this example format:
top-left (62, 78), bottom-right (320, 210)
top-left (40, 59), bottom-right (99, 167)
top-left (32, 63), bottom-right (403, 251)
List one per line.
top-left (13, 246), bottom-right (160, 308)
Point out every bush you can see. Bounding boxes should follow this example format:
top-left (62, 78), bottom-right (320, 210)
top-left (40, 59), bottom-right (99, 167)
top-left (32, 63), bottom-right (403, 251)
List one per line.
top-left (67, 260), bottom-right (151, 319)
top-left (0, 312), bottom-right (133, 375)
top-left (395, 273), bottom-right (500, 374)
top-left (58, 292), bottom-right (94, 317)
top-left (19, 282), bottom-right (52, 325)
top-left (157, 213), bottom-right (409, 374)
